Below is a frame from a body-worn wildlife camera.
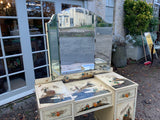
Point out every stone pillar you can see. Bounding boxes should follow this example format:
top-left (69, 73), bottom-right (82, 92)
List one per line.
top-left (114, 0), bottom-right (125, 37)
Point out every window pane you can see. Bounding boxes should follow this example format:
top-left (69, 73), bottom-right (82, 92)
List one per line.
top-left (0, 41), bottom-right (2, 56)
top-left (0, 59), bottom-right (5, 76)
top-left (10, 72), bottom-right (26, 90)
top-left (31, 36), bottom-right (45, 51)
top-left (26, 0), bottom-right (41, 17)
top-left (33, 52), bottom-right (46, 67)
top-left (29, 19), bottom-right (43, 35)
top-left (35, 66), bottom-right (48, 79)
top-left (3, 38), bottom-right (21, 55)
top-left (0, 0), bottom-right (17, 16)
top-left (6, 56), bottom-right (24, 73)
top-left (0, 77), bottom-right (8, 95)
top-left (62, 4), bottom-right (71, 11)
top-left (43, 1), bottom-right (55, 17)
top-left (0, 19), bottom-right (19, 36)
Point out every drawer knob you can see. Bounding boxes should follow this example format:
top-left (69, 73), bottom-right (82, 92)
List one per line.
top-left (56, 112), bottom-right (60, 116)
top-left (125, 94), bottom-right (129, 97)
top-left (93, 103), bottom-right (97, 107)
top-left (86, 104), bottom-right (89, 109)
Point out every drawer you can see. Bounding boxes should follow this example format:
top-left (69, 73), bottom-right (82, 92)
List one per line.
top-left (117, 89), bottom-right (135, 101)
top-left (75, 94), bottom-right (112, 116)
top-left (63, 117), bottom-right (72, 120)
top-left (42, 104), bottom-right (72, 120)
top-left (61, 117), bottom-right (72, 120)
top-left (116, 99), bottom-right (135, 120)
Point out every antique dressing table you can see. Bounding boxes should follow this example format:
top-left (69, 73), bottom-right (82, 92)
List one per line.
top-left (35, 8), bottom-right (138, 120)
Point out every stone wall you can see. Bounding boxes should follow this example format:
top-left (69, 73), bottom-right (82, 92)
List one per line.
top-left (87, 0), bottom-right (106, 20)
top-left (114, 0), bottom-right (125, 36)
top-left (87, 0), bottom-right (158, 37)
top-left (114, 0), bottom-right (158, 36)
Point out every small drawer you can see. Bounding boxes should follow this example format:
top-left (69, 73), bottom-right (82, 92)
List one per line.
top-left (61, 117), bottom-right (72, 120)
top-left (75, 94), bottom-right (112, 115)
top-left (117, 89), bottom-right (135, 101)
top-left (42, 104), bottom-right (72, 120)
top-left (63, 117), bottom-right (72, 120)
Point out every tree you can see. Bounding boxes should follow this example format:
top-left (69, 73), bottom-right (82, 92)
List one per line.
top-left (124, 0), bottom-right (153, 35)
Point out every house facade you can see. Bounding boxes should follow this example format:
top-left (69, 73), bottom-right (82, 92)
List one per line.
top-left (0, 0), bottom-right (115, 105)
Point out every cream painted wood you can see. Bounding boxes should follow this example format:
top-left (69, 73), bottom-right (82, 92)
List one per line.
top-left (42, 104), bottom-right (72, 120)
top-left (95, 72), bottom-right (138, 120)
top-left (74, 93), bottom-right (112, 116)
top-left (117, 88), bottom-right (136, 102)
top-left (35, 71), bottom-right (138, 120)
top-left (116, 99), bottom-right (135, 120)
top-left (35, 69), bottom-right (113, 85)
top-left (35, 81), bottom-right (73, 109)
top-left (38, 102), bottom-right (73, 120)
top-left (61, 117), bottom-right (72, 120)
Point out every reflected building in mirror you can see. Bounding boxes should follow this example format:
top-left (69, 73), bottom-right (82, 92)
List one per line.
top-left (58, 7), bottom-right (93, 28)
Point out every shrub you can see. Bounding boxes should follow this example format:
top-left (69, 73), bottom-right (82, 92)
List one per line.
top-left (149, 17), bottom-right (159, 32)
top-left (124, 0), bottom-right (153, 35)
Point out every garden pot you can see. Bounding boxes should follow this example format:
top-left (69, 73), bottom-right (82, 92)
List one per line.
top-left (112, 45), bottom-right (127, 68)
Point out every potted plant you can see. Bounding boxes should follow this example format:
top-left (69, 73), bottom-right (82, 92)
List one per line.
top-left (112, 35), bottom-right (127, 68)
top-left (123, 0), bottom-right (154, 60)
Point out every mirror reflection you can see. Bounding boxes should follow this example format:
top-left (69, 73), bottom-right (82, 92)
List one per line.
top-left (58, 8), bottom-right (95, 74)
top-left (46, 7), bottom-right (113, 79)
top-left (95, 16), bottom-right (113, 70)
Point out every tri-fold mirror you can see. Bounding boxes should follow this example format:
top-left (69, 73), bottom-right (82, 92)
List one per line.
top-left (46, 7), bottom-right (113, 79)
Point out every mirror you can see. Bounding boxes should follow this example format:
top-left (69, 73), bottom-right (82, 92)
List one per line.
top-left (46, 15), bottom-right (61, 78)
top-left (46, 7), bottom-right (113, 79)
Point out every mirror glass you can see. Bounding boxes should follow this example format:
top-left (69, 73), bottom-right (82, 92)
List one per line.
top-left (58, 8), bottom-right (95, 74)
top-left (95, 16), bottom-right (113, 70)
top-left (46, 7), bottom-right (113, 79)
top-left (46, 15), bottom-right (61, 78)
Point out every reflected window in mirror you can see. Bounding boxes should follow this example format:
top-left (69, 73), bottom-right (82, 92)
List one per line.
top-left (62, 4), bottom-right (71, 11)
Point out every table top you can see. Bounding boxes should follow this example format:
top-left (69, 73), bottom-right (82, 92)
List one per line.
top-left (65, 78), bottom-right (110, 101)
top-left (35, 81), bottom-right (72, 106)
top-left (95, 72), bottom-right (137, 90)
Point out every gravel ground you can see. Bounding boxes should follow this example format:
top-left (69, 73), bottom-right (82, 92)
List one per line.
top-left (0, 58), bottom-right (160, 120)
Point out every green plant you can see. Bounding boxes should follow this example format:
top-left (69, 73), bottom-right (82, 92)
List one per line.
top-left (125, 32), bottom-right (156, 46)
top-left (124, 0), bottom-right (153, 35)
top-left (148, 17), bottom-right (160, 32)
top-left (112, 35), bottom-right (126, 51)
top-left (96, 16), bottom-right (112, 27)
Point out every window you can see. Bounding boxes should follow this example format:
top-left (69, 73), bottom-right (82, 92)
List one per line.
top-left (0, 0), bottom-right (26, 95)
top-left (26, 0), bottom-right (56, 79)
top-left (62, 3), bottom-right (81, 11)
top-left (105, 0), bottom-right (114, 24)
top-left (62, 4), bottom-right (71, 10)
top-left (0, 0), bottom-right (17, 16)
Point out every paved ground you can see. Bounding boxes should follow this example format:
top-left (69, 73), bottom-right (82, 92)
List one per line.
top-left (0, 58), bottom-right (160, 120)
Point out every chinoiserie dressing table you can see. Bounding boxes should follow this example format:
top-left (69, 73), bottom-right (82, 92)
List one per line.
top-left (35, 7), bottom-right (138, 120)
